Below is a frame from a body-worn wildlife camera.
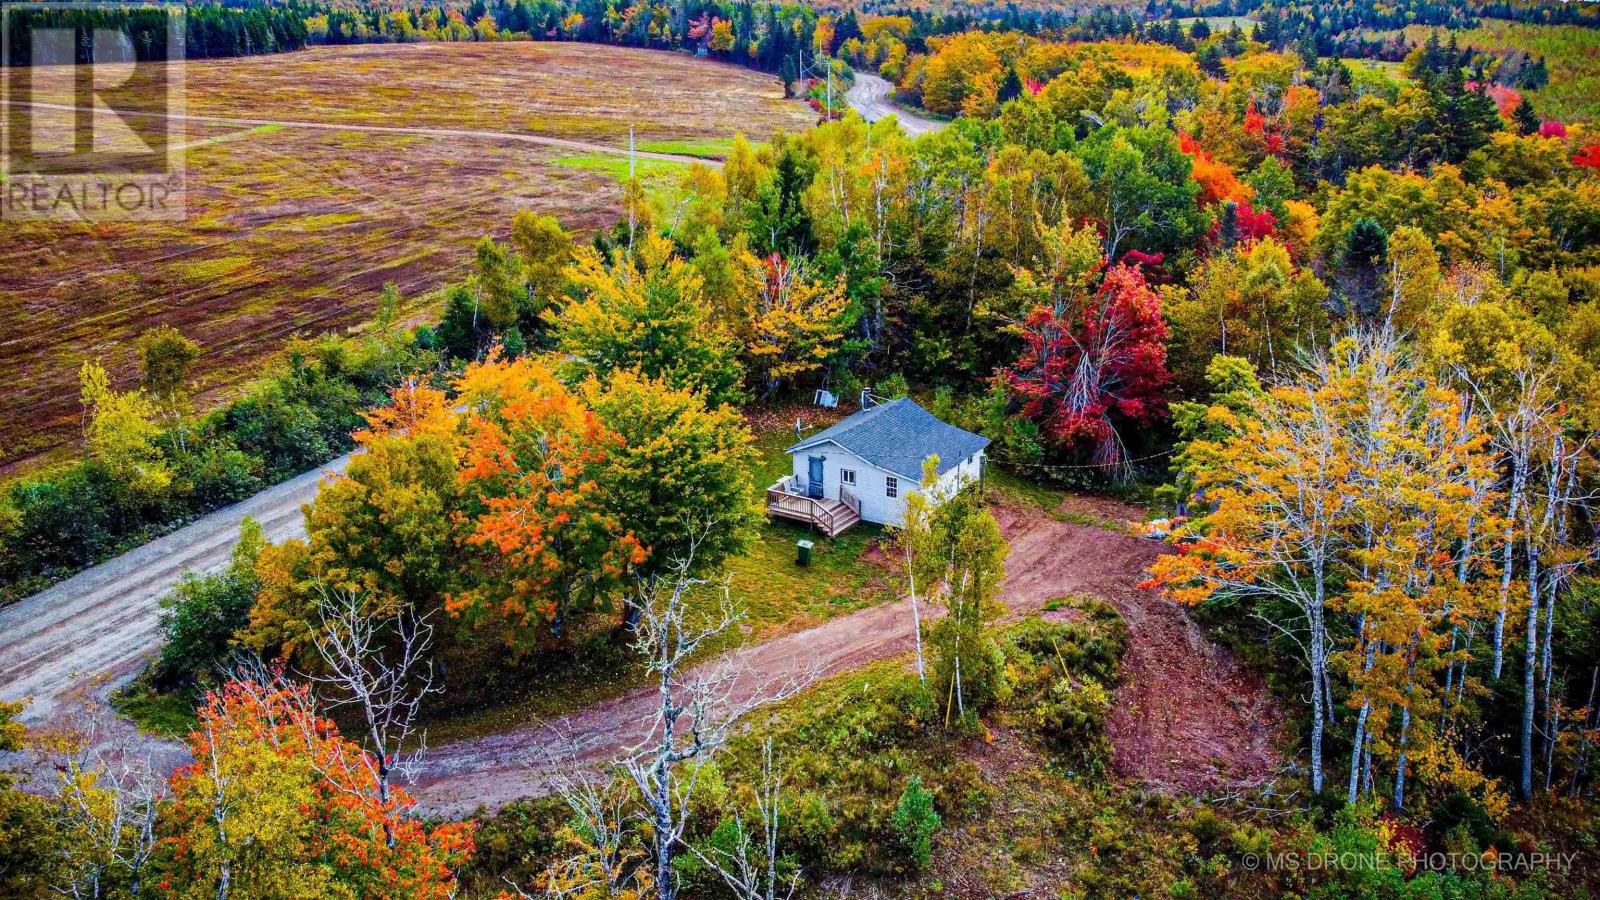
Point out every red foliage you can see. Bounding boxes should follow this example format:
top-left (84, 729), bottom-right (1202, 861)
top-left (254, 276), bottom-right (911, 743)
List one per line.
top-left (1539, 120), bottom-right (1568, 139)
top-left (1574, 144), bottom-right (1600, 169)
top-left (1024, 77), bottom-right (1044, 96)
top-left (1204, 199), bottom-right (1277, 245)
top-left (1002, 264), bottom-right (1170, 465)
top-left (1242, 100), bottom-right (1266, 136)
top-left (1467, 81), bottom-right (1523, 118)
top-left (1121, 249), bottom-right (1166, 268)
top-left (1379, 811), bottom-right (1429, 859)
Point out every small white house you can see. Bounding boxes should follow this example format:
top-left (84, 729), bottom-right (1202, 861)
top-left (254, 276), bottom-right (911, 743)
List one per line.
top-left (766, 398), bottom-right (989, 535)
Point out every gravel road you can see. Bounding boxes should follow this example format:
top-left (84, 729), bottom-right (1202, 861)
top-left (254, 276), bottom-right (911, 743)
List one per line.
top-left (844, 73), bottom-right (946, 136)
top-left (0, 456), bottom-right (349, 726)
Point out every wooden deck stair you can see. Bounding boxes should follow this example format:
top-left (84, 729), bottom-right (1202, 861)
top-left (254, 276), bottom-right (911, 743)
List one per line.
top-left (810, 499), bottom-right (860, 537)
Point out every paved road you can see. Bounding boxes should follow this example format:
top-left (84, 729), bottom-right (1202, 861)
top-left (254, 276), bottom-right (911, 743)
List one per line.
top-left (0, 456), bottom-right (349, 725)
top-left (0, 101), bottom-right (719, 166)
top-left (844, 73), bottom-right (947, 136)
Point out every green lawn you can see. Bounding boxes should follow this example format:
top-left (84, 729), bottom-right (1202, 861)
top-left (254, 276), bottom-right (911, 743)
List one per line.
top-left (420, 426), bottom-right (898, 743)
top-left (636, 137), bottom-right (736, 159)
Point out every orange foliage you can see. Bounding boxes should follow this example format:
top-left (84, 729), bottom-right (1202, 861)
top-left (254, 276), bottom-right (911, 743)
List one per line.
top-left (452, 355), bottom-right (644, 645)
top-left (1179, 133), bottom-right (1254, 207)
top-left (163, 679), bottom-right (473, 898)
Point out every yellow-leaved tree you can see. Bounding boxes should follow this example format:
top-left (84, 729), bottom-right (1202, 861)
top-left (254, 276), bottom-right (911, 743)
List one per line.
top-left (79, 359), bottom-right (171, 499)
top-left (551, 233), bottom-right (743, 407)
top-left (740, 250), bottom-right (851, 398)
top-left (1146, 331), bottom-right (1506, 810)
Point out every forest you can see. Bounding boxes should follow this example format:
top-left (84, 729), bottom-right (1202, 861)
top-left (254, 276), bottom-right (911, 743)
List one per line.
top-left (2, 3), bottom-right (1600, 899)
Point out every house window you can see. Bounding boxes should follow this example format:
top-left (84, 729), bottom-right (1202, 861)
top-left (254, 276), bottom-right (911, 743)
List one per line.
top-left (885, 476), bottom-right (899, 498)
top-left (840, 469), bottom-right (856, 486)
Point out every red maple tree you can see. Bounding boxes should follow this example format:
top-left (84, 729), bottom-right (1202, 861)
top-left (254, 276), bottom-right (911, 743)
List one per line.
top-left (1003, 263), bottom-right (1170, 468)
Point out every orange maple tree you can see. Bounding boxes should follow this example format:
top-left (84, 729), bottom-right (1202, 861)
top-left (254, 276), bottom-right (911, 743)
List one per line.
top-left (452, 354), bottom-right (645, 647)
top-left (159, 678), bottom-right (473, 899)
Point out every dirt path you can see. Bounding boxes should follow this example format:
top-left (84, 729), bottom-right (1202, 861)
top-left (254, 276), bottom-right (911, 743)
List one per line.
top-left (0, 456), bottom-right (349, 726)
top-left (844, 74), bottom-right (946, 136)
top-left (0, 101), bottom-right (721, 166)
top-left (412, 500), bottom-right (1280, 816)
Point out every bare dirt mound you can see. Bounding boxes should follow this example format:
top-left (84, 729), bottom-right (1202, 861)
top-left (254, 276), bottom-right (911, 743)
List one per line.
top-left (991, 500), bottom-right (1281, 794)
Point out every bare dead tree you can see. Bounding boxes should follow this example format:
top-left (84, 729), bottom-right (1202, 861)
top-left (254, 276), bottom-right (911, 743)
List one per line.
top-left (684, 738), bottom-right (799, 900)
top-left (305, 586), bottom-right (441, 844)
top-left (508, 521), bottom-right (812, 900)
top-left (624, 525), bottom-right (807, 900)
top-left (52, 706), bottom-right (162, 899)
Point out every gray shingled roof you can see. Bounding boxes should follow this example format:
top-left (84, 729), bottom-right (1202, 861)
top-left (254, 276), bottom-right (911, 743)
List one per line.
top-left (786, 398), bottom-right (990, 480)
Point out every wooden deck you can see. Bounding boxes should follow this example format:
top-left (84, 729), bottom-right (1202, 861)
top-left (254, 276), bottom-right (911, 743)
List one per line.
top-left (765, 478), bottom-right (861, 537)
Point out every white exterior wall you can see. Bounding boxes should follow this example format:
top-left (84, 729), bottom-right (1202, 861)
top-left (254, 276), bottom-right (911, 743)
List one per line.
top-left (789, 443), bottom-right (986, 528)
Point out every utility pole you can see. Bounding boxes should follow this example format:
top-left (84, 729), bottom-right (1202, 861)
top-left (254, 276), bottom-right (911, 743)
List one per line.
top-left (628, 124), bottom-right (637, 253)
top-left (826, 59), bottom-right (833, 119)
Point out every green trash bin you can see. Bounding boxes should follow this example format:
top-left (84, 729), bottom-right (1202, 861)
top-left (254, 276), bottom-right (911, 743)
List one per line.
top-left (796, 539), bottom-right (814, 566)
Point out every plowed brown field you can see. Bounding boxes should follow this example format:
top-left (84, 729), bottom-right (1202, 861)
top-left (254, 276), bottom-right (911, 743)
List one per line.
top-left (0, 42), bottom-right (813, 470)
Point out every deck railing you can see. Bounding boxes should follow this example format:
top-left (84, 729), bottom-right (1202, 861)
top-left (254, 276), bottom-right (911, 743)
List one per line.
top-left (766, 477), bottom-right (857, 536)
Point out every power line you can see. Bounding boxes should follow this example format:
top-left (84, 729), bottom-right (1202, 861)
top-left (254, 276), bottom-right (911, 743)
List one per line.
top-left (999, 447), bottom-right (1176, 472)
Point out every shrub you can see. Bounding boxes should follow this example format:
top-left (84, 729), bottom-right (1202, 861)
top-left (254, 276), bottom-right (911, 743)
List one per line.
top-left (875, 372), bottom-right (910, 399)
top-left (891, 775), bottom-right (940, 870)
top-left (459, 797), bottom-right (571, 895)
top-left (151, 518), bottom-right (265, 690)
top-left (1001, 604), bottom-right (1128, 767)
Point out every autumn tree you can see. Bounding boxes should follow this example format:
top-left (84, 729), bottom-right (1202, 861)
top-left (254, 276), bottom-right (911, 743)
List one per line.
top-left (158, 677), bottom-right (473, 899)
top-left (243, 382), bottom-right (463, 660)
top-left (552, 233), bottom-right (743, 407)
top-left (580, 371), bottom-right (761, 628)
top-left (742, 251), bottom-right (853, 398)
top-left (1166, 237), bottom-right (1330, 393)
top-left (509, 210), bottom-right (574, 334)
top-left (454, 356), bottom-right (644, 645)
top-left (1002, 240), bottom-right (1170, 474)
top-left (79, 359), bottom-right (172, 500)
top-left (1148, 333), bottom-right (1507, 805)
top-left (0, 703), bottom-right (68, 897)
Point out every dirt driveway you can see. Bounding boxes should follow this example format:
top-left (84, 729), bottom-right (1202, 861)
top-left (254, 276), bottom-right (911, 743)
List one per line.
top-left (412, 499), bottom-right (1281, 816)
